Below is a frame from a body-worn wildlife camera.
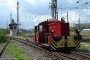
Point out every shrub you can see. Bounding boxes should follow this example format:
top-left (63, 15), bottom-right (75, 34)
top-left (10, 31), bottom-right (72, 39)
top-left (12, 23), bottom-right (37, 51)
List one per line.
top-left (0, 30), bottom-right (6, 43)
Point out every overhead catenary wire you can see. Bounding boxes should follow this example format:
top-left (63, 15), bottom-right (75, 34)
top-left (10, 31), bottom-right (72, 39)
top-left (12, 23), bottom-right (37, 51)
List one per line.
top-left (58, 1), bottom-right (90, 19)
top-left (20, 5), bottom-right (50, 28)
top-left (19, 0), bottom-right (90, 29)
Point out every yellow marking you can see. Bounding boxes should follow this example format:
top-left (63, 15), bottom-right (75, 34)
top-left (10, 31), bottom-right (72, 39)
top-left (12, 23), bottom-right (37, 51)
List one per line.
top-left (75, 40), bottom-right (78, 44)
top-left (75, 41), bottom-right (80, 46)
top-left (76, 44), bottom-right (80, 49)
top-left (51, 40), bottom-right (57, 45)
top-left (57, 40), bottom-right (65, 48)
top-left (67, 36), bottom-right (75, 47)
top-left (51, 41), bottom-right (57, 48)
top-left (50, 38), bottom-right (57, 44)
top-left (50, 45), bottom-right (56, 50)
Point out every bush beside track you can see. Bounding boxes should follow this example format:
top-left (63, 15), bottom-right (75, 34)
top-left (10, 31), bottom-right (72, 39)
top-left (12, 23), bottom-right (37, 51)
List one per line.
top-left (0, 30), bottom-right (7, 43)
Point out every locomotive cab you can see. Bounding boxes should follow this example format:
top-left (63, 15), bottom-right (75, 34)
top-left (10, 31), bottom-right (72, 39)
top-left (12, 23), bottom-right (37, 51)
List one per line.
top-left (35, 19), bottom-right (82, 50)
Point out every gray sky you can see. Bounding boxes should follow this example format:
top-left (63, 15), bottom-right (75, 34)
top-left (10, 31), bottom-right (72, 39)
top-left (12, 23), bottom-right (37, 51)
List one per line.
top-left (0, 0), bottom-right (90, 29)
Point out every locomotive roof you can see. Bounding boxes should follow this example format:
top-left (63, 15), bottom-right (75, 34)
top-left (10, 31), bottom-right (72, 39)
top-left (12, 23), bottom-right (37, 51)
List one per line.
top-left (39, 19), bottom-right (60, 25)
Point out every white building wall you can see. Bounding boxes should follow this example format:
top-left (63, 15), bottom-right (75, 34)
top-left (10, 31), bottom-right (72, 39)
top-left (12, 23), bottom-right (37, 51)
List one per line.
top-left (82, 29), bottom-right (90, 33)
top-left (10, 29), bottom-right (17, 36)
top-left (10, 25), bottom-right (17, 36)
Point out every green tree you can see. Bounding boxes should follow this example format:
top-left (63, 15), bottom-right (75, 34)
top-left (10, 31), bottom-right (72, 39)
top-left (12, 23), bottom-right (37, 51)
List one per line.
top-left (70, 27), bottom-right (76, 32)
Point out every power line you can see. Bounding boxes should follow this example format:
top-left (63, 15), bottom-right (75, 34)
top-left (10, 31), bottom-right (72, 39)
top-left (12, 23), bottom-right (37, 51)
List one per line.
top-left (20, 5), bottom-right (50, 15)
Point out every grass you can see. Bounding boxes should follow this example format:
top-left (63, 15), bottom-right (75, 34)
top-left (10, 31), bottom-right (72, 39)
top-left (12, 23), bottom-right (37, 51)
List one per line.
top-left (13, 35), bottom-right (24, 39)
top-left (79, 42), bottom-right (90, 51)
top-left (70, 32), bottom-right (90, 37)
top-left (5, 41), bottom-right (32, 60)
top-left (81, 32), bottom-right (90, 37)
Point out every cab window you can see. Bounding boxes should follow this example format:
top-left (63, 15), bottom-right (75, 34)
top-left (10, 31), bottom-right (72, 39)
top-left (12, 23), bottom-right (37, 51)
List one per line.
top-left (39, 25), bottom-right (43, 32)
top-left (43, 25), bottom-right (46, 31)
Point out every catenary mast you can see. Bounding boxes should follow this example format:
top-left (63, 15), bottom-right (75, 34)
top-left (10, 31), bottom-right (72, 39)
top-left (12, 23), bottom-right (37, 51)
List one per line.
top-left (17, 1), bottom-right (19, 35)
top-left (51, 0), bottom-right (58, 19)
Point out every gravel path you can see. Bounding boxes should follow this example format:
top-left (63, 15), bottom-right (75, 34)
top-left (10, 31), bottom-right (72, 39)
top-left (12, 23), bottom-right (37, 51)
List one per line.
top-left (11, 40), bottom-right (54, 60)
top-left (0, 54), bottom-right (15, 60)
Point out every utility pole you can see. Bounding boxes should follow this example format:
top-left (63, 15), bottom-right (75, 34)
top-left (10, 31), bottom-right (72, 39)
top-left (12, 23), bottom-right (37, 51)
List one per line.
top-left (78, 17), bottom-right (80, 31)
top-left (10, 13), bottom-right (12, 23)
top-left (17, 1), bottom-right (19, 35)
top-left (6, 20), bottom-right (8, 34)
top-left (51, 0), bottom-right (58, 19)
top-left (67, 12), bottom-right (68, 23)
top-left (60, 5), bottom-right (62, 18)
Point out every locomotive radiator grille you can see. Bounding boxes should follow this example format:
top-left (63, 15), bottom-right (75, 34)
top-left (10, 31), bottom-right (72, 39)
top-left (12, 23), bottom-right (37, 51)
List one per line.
top-left (50, 38), bottom-right (57, 50)
top-left (75, 40), bottom-right (80, 49)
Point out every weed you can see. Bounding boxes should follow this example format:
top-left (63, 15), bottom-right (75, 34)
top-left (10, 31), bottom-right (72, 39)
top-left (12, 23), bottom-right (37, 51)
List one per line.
top-left (79, 42), bottom-right (90, 51)
top-left (5, 42), bottom-right (32, 60)
top-left (13, 35), bottom-right (24, 39)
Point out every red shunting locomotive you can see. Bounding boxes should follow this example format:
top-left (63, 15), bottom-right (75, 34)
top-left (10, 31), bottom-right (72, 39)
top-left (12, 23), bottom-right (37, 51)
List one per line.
top-left (35, 18), bottom-right (82, 50)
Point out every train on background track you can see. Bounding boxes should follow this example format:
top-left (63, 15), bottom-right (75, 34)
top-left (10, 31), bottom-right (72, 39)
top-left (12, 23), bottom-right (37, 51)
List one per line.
top-left (35, 17), bottom-right (82, 50)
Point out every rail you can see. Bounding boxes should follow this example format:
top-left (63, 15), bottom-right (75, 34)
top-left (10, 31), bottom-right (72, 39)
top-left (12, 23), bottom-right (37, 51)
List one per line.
top-left (0, 40), bottom-right (10, 58)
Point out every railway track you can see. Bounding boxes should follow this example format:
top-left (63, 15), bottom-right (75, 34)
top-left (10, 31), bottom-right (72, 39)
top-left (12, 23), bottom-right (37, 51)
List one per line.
top-left (0, 40), bottom-right (10, 58)
top-left (82, 37), bottom-right (90, 42)
top-left (71, 51), bottom-right (90, 60)
top-left (6, 36), bottom-right (90, 60)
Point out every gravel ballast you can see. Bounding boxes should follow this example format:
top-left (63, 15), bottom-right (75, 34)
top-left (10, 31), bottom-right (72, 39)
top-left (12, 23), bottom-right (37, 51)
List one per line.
top-left (11, 40), bottom-right (54, 60)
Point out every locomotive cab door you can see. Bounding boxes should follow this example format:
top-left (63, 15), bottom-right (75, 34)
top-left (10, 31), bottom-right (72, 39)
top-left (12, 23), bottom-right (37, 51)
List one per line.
top-left (39, 25), bottom-right (48, 44)
top-left (43, 25), bottom-right (51, 44)
top-left (35, 26), bottom-right (39, 44)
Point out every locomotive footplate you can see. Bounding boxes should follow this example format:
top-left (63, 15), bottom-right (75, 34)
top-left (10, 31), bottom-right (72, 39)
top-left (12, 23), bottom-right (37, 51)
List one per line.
top-left (40, 43), bottom-right (49, 48)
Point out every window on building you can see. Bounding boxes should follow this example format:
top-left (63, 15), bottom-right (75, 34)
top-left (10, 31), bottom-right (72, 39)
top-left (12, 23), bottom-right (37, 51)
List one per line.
top-left (14, 27), bottom-right (16, 29)
top-left (11, 27), bottom-right (13, 29)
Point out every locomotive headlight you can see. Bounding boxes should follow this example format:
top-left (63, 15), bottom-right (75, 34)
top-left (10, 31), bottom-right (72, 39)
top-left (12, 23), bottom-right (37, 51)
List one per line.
top-left (51, 30), bottom-right (54, 32)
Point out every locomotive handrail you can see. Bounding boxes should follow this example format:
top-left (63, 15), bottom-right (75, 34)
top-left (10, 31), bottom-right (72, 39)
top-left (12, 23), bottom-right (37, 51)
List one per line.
top-left (45, 33), bottom-right (51, 43)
